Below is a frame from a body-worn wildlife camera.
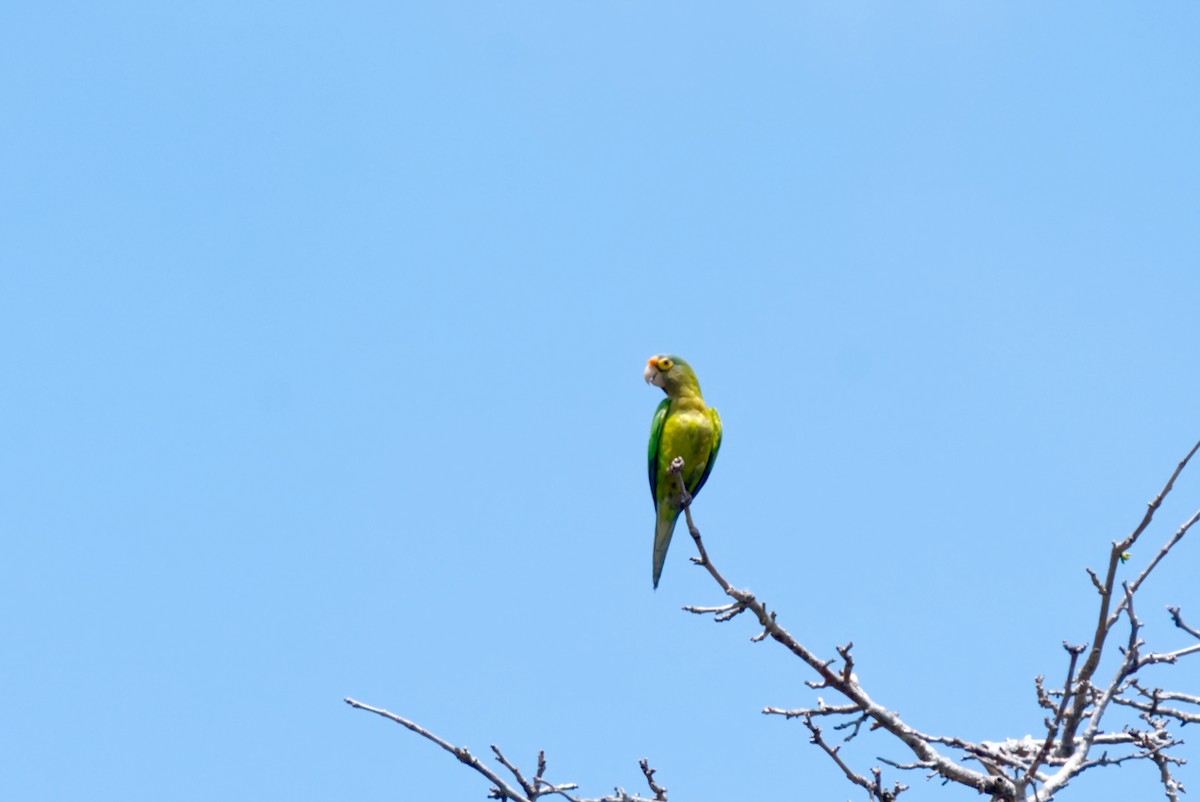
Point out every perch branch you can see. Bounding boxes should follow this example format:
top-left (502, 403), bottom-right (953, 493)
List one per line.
top-left (670, 458), bottom-right (1014, 799)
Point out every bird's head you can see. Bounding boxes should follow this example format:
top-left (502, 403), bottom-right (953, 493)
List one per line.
top-left (643, 354), bottom-right (699, 396)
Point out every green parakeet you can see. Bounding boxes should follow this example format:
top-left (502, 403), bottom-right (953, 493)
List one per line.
top-left (644, 354), bottom-right (722, 588)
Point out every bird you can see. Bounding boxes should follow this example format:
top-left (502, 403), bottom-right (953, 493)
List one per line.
top-left (644, 354), bottom-right (722, 588)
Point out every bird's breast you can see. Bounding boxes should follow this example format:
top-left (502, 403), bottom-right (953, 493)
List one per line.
top-left (662, 409), bottom-right (716, 455)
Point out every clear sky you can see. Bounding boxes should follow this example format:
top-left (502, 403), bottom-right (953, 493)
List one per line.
top-left (3, 3), bottom-right (1199, 801)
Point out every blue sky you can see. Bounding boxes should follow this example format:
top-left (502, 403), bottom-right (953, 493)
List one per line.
top-left (3, 3), bottom-right (1199, 801)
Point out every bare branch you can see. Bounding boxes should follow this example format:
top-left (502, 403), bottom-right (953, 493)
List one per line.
top-left (343, 698), bottom-right (531, 802)
top-left (671, 458), bottom-right (1016, 799)
top-left (1150, 749), bottom-right (1186, 802)
top-left (1130, 680), bottom-right (1200, 707)
top-left (1169, 605), bottom-right (1200, 640)
top-left (833, 712), bottom-right (871, 743)
top-left (1121, 508), bottom-right (1200, 609)
top-left (1039, 590), bottom-right (1160, 798)
top-left (531, 781), bottom-right (583, 802)
top-left (1141, 642), bottom-right (1200, 666)
top-left (637, 759), bottom-right (667, 802)
top-left (1024, 642), bottom-right (1085, 784)
top-left (345, 698), bottom-right (660, 802)
top-left (1059, 440), bottom-right (1200, 756)
top-left (803, 716), bottom-right (909, 801)
top-left (1119, 441), bottom-right (1200, 551)
top-left (1112, 683), bottom-right (1200, 725)
top-left (493, 745), bottom-right (537, 800)
top-left (1111, 696), bottom-right (1200, 724)
top-left (681, 601), bottom-right (743, 617)
top-left (764, 702), bottom-right (864, 719)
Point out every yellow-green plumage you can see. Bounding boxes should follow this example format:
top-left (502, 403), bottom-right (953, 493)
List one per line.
top-left (644, 354), bottom-right (722, 588)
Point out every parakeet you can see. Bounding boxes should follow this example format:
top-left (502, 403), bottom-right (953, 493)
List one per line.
top-left (644, 354), bottom-right (722, 588)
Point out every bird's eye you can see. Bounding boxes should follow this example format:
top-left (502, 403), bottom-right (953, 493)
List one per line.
top-left (658, 358), bottom-right (673, 370)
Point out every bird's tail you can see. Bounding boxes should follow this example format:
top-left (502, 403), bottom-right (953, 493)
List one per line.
top-left (652, 507), bottom-right (682, 589)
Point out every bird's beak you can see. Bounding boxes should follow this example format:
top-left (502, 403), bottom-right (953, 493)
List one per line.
top-left (644, 359), bottom-right (665, 388)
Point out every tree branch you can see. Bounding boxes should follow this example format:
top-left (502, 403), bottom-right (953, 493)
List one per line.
top-left (1059, 440), bottom-right (1200, 756)
top-left (343, 698), bottom-right (659, 802)
top-left (669, 459), bottom-right (1015, 800)
top-left (1024, 642), bottom-right (1085, 784)
top-left (803, 715), bottom-right (910, 801)
top-left (343, 698), bottom-right (531, 802)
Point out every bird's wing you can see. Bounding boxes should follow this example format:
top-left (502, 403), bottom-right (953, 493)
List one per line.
top-left (692, 406), bottom-right (722, 496)
top-left (647, 398), bottom-right (670, 501)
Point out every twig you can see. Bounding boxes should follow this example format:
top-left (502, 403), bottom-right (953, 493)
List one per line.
top-left (763, 702), bottom-right (864, 719)
top-left (637, 759), bottom-right (667, 802)
top-left (1024, 642), bottom-right (1085, 785)
top-left (876, 755), bottom-right (935, 772)
top-left (1130, 680), bottom-right (1200, 707)
top-left (803, 716), bottom-right (909, 800)
top-left (1111, 695), bottom-right (1200, 725)
top-left (833, 712), bottom-right (870, 742)
top-left (493, 745), bottom-right (537, 799)
top-left (1150, 749), bottom-right (1185, 802)
top-left (536, 752), bottom-right (547, 786)
top-left (1169, 605), bottom-right (1200, 640)
top-left (343, 698), bottom-right (530, 802)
